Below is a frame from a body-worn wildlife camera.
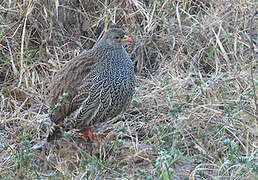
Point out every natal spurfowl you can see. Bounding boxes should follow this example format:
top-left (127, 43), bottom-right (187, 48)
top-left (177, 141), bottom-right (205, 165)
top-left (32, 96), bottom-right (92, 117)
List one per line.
top-left (47, 28), bottom-right (136, 142)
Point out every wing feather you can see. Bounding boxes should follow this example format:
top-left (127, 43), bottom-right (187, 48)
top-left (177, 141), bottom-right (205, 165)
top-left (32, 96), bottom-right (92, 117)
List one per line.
top-left (48, 52), bottom-right (96, 126)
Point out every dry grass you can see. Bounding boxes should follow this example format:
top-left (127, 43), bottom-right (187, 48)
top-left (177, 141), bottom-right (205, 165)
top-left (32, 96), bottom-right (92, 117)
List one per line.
top-left (0, 0), bottom-right (257, 179)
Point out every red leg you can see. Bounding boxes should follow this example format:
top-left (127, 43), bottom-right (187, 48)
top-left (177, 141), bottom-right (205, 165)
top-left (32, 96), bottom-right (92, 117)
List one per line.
top-left (79, 128), bottom-right (116, 142)
top-left (80, 128), bottom-right (96, 142)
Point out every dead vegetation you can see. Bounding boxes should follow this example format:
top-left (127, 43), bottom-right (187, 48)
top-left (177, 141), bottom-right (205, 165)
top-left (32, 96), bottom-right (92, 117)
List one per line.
top-left (0, 0), bottom-right (257, 179)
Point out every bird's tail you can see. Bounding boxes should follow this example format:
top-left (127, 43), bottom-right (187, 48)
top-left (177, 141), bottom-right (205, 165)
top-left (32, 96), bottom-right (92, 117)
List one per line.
top-left (47, 124), bottom-right (63, 142)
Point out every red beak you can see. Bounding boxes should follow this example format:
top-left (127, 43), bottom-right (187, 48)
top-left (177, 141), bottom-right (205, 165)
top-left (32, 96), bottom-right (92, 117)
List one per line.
top-left (121, 36), bottom-right (134, 43)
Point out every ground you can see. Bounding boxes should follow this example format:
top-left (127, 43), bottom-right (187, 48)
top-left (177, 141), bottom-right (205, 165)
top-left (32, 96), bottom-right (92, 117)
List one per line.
top-left (0, 0), bottom-right (257, 179)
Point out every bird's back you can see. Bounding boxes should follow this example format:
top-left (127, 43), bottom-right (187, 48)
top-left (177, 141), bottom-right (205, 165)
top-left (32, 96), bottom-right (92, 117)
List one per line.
top-left (48, 50), bottom-right (96, 125)
top-left (48, 46), bottom-right (135, 131)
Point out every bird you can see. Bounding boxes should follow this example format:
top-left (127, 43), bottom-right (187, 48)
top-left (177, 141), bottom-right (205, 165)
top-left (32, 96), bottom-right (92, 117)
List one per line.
top-left (47, 28), bottom-right (136, 142)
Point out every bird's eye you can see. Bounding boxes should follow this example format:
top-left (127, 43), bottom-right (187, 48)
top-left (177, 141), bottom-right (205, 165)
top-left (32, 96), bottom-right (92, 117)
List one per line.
top-left (115, 36), bottom-right (120, 39)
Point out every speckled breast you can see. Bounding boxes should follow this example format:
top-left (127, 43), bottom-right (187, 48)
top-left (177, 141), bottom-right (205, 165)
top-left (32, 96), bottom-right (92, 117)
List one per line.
top-left (72, 51), bottom-right (136, 128)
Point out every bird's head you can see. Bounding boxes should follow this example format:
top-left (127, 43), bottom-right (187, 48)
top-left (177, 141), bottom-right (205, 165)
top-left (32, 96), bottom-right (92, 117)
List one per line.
top-left (100, 28), bottom-right (134, 48)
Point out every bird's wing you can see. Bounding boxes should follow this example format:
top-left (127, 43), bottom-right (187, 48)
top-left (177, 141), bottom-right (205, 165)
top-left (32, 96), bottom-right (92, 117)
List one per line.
top-left (48, 52), bottom-right (97, 125)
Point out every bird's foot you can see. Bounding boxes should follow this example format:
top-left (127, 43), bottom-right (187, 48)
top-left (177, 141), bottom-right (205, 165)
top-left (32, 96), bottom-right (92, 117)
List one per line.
top-left (79, 128), bottom-right (117, 142)
top-left (96, 134), bottom-right (117, 141)
top-left (79, 128), bottom-right (96, 142)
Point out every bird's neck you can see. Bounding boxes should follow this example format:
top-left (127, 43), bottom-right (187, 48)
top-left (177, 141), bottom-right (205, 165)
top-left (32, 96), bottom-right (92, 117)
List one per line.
top-left (93, 44), bottom-right (125, 60)
top-left (95, 38), bottom-right (123, 51)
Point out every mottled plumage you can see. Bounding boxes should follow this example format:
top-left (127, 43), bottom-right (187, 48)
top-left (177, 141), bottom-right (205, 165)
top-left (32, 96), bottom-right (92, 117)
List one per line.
top-left (47, 28), bottom-right (135, 141)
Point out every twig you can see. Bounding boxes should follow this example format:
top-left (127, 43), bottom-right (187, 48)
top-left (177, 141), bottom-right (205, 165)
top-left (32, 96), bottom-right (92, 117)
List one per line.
top-left (248, 9), bottom-right (258, 117)
top-left (248, 9), bottom-right (258, 59)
